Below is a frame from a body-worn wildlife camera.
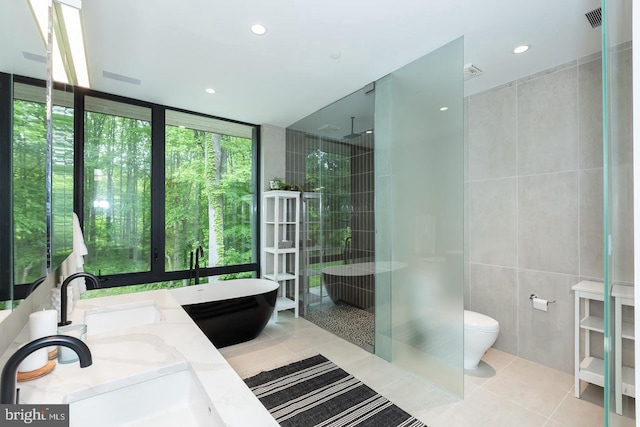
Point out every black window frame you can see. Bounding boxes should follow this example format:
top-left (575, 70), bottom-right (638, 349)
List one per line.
top-left (6, 73), bottom-right (261, 300)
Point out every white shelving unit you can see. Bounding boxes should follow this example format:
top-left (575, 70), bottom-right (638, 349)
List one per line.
top-left (612, 284), bottom-right (635, 415)
top-left (262, 191), bottom-right (300, 321)
top-left (572, 281), bottom-right (605, 396)
top-left (572, 281), bottom-right (636, 414)
top-left (300, 192), bottom-right (323, 314)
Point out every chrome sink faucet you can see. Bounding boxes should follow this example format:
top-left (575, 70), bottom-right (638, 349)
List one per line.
top-left (0, 335), bottom-right (92, 404)
top-left (59, 272), bottom-right (100, 326)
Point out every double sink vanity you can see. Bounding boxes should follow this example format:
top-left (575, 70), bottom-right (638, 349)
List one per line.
top-left (0, 289), bottom-right (278, 426)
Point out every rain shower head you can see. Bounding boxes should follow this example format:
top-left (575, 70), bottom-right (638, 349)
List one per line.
top-left (343, 117), bottom-right (360, 139)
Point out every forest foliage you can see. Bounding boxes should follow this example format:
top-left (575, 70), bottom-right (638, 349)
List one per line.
top-left (11, 94), bottom-right (357, 304)
top-left (13, 98), bottom-right (256, 289)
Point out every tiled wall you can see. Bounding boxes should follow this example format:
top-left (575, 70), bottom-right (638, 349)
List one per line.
top-left (261, 125), bottom-right (287, 192)
top-left (285, 129), bottom-right (376, 312)
top-left (283, 129), bottom-right (308, 192)
top-left (350, 145), bottom-right (375, 261)
top-left (464, 45), bottom-right (633, 374)
top-left (285, 129), bottom-right (375, 259)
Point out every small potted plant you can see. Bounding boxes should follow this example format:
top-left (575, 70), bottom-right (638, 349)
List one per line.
top-left (269, 177), bottom-right (284, 190)
top-left (282, 182), bottom-right (302, 192)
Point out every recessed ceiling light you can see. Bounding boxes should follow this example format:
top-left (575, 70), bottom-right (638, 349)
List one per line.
top-left (205, 88), bottom-right (216, 94)
top-left (365, 130), bottom-right (373, 134)
top-left (251, 24), bottom-right (267, 35)
top-left (329, 51), bottom-right (342, 60)
top-left (439, 106), bottom-right (449, 111)
top-left (513, 45), bottom-right (530, 54)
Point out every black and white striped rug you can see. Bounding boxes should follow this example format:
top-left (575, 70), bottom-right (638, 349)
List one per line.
top-left (244, 354), bottom-right (426, 427)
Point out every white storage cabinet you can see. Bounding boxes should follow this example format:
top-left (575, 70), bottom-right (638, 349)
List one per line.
top-left (262, 191), bottom-right (300, 321)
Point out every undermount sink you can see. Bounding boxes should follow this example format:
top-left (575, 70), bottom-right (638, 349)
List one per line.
top-left (65, 368), bottom-right (224, 427)
top-left (84, 300), bottom-right (163, 335)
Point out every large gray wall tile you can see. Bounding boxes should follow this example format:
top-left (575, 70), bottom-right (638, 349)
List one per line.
top-left (608, 48), bottom-right (634, 283)
top-left (469, 84), bottom-right (517, 180)
top-left (611, 165), bottom-right (634, 284)
top-left (469, 263), bottom-right (517, 354)
top-left (517, 270), bottom-right (577, 374)
top-left (263, 125), bottom-right (286, 191)
top-left (611, 47), bottom-right (633, 167)
top-left (579, 169), bottom-right (604, 280)
top-left (578, 58), bottom-right (603, 169)
top-left (469, 178), bottom-right (517, 267)
top-left (518, 173), bottom-right (579, 275)
top-left (517, 67), bottom-right (579, 175)
top-left (462, 48), bottom-right (633, 375)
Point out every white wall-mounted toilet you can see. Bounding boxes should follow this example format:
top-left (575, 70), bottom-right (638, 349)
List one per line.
top-left (464, 310), bottom-right (499, 370)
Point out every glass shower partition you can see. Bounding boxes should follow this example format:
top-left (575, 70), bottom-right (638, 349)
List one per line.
top-left (603, 0), bottom-right (634, 425)
top-left (374, 37), bottom-right (465, 397)
top-left (287, 85), bottom-right (376, 351)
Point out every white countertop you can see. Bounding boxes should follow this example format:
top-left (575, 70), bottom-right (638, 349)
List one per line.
top-left (0, 289), bottom-right (278, 426)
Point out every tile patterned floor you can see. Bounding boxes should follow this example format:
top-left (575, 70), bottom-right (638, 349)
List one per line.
top-left (304, 301), bottom-right (374, 350)
top-left (219, 312), bottom-right (635, 427)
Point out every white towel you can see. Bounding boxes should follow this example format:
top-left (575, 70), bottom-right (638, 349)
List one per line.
top-left (71, 212), bottom-right (89, 294)
top-left (72, 212), bottom-right (88, 264)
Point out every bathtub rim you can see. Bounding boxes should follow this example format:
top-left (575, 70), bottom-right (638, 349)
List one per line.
top-left (169, 278), bottom-right (279, 306)
top-left (321, 261), bottom-right (408, 277)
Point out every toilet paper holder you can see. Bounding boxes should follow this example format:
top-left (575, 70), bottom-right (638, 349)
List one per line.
top-left (529, 294), bottom-right (556, 304)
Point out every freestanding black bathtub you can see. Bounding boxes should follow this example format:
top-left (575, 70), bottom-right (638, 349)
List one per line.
top-left (322, 261), bottom-right (407, 311)
top-left (322, 262), bottom-right (377, 311)
top-left (169, 279), bottom-right (278, 348)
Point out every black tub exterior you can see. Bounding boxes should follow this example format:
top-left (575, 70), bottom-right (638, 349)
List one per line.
top-left (182, 289), bottom-right (277, 348)
top-left (323, 270), bottom-right (375, 311)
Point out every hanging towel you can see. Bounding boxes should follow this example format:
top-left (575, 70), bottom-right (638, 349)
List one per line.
top-left (71, 212), bottom-right (89, 294)
top-left (72, 212), bottom-right (88, 264)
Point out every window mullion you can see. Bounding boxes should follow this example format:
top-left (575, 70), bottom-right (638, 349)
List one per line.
top-left (151, 105), bottom-right (166, 277)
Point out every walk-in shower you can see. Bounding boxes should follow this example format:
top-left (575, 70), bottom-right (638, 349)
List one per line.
top-left (284, 40), bottom-right (465, 401)
top-left (286, 84), bottom-right (376, 352)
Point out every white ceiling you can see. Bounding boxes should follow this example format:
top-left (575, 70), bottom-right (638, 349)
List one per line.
top-left (0, 0), bottom-right (632, 129)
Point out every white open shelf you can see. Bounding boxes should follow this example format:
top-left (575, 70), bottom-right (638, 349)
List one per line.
top-left (621, 321), bottom-right (635, 340)
top-left (573, 281), bottom-right (636, 415)
top-left (264, 273), bottom-right (296, 281)
top-left (579, 357), bottom-right (605, 387)
top-left (579, 316), bottom-right (604, 333)
top-left (276, 297), bottom-right (297, 311)
top-left (263, 247), bottom-right (297, 254)
top-left (621, 366), bottom-right (635, 397)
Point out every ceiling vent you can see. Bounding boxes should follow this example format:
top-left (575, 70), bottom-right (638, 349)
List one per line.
top-left (103, 70), bottom-right (141, 85)
top-left (22, 51), bottom-right (46, 63)
top-left (585, 7), bottom-right (602, 28)
top-left (363, 82), bottom-right (375, 95)
top-left (464, 64), bottom-right (484, 81)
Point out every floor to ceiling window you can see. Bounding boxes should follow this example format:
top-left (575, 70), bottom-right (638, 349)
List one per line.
top-left (83, 96), bottom-right (152, 276)
top-left (164, 110), bottom-right (257, 283)
top-left (6, 75), bottom-right (259, 299)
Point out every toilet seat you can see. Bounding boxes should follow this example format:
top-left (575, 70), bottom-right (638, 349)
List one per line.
top-left (464, 310), bottom-right (499, 333)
